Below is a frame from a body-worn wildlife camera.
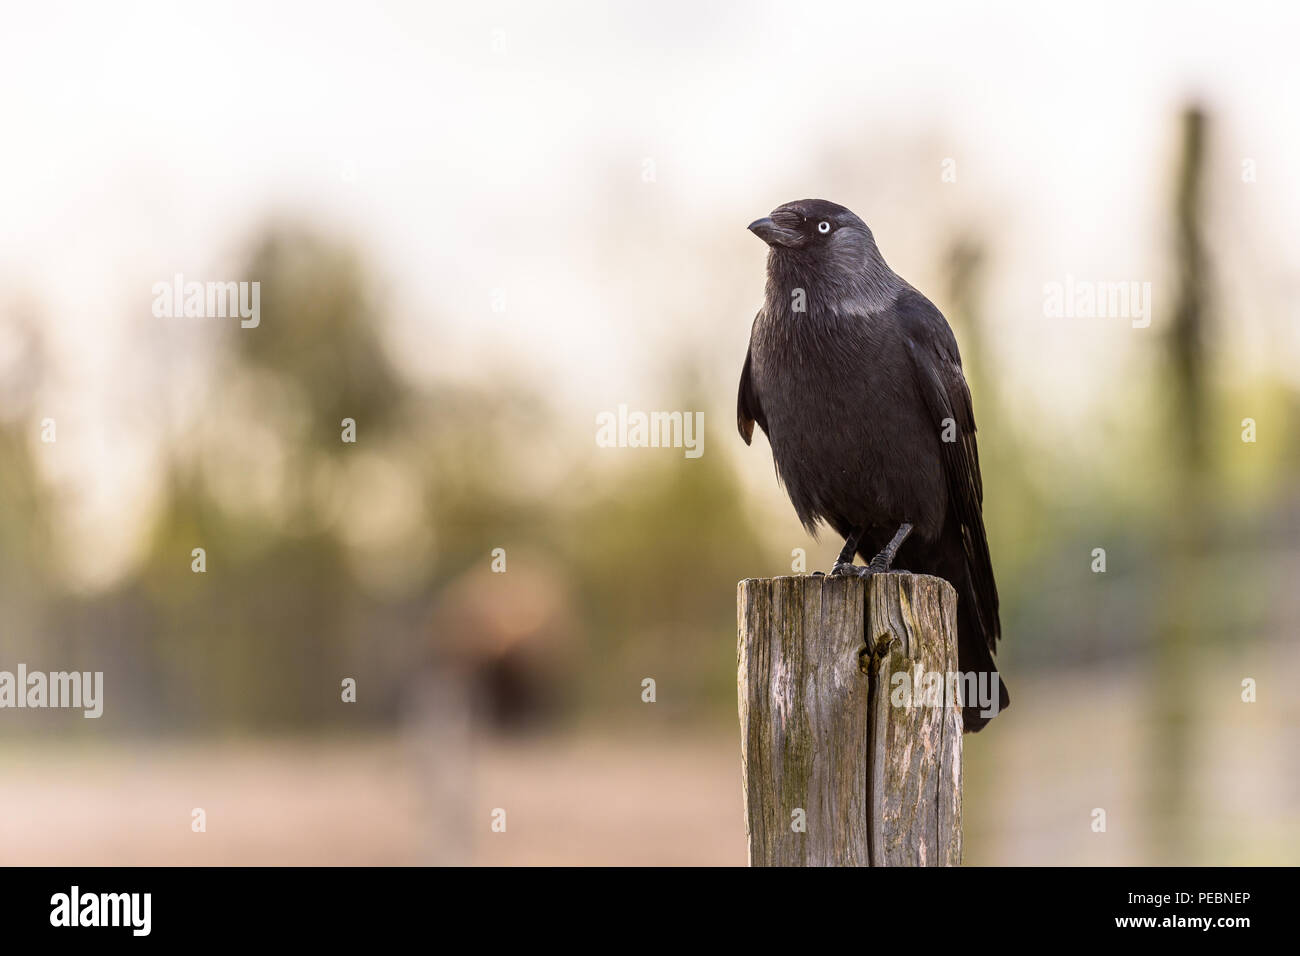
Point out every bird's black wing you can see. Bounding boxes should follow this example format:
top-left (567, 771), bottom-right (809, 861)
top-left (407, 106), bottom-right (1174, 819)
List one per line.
top-left (737, 315), bottom-right (766, 445)
top-left (896, 290), bottom-right (1001, 652)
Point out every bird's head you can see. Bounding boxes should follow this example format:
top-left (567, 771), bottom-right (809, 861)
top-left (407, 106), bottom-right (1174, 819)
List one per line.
top-left (748, 199), bottom-right (872, 250)
top-left (747, 199), bottom-right (882, 280)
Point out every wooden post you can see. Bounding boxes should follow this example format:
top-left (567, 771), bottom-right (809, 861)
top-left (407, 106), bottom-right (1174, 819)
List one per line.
top-left (737, 573), bottom-right (962, 866)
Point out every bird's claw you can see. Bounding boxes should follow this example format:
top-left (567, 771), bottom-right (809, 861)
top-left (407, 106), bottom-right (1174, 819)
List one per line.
top-left (829, 561), bottom-right (874, 578)
top-left (828, 559), bottom-right (896, 578)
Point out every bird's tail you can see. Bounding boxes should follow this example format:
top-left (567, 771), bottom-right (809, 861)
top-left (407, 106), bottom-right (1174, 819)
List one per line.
top-left (957, 597), bottom-right (1009, 733)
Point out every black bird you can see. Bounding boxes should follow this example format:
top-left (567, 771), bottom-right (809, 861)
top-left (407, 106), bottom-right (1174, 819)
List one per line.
top-left (737, 198), bottom-right (1008, 732)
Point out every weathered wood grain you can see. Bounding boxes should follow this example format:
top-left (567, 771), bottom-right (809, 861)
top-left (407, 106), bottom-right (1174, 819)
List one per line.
top-left (864, 572), bottom-right (963, 866)
top-left (737, 572), bottom-right (962, 866)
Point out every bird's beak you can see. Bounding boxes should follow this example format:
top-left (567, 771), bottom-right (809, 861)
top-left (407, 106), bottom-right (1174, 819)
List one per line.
top-left (748, 216), bottom-right (798, 248)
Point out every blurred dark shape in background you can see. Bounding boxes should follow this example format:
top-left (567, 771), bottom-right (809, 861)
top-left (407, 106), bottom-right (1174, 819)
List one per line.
top-left (430, 560), bottom-right (576, 731)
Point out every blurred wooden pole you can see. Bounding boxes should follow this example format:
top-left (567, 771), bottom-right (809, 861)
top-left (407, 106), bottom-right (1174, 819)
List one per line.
top-left (1149, 104), bottom-right (1211, 864)
top-left (737, 573), bottom-right (962, 866)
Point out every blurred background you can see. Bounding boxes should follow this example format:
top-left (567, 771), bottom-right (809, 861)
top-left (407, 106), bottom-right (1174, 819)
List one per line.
top-left (2, 0), bottom-right (1299, 865)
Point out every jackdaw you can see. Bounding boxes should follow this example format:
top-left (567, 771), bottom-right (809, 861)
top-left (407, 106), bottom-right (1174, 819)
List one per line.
top-left (737, 198), bottom-right (1008, 731)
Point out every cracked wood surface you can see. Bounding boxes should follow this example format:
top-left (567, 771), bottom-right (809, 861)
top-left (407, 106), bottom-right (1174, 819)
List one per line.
top-left (737, 573), bottom-right (962, 866)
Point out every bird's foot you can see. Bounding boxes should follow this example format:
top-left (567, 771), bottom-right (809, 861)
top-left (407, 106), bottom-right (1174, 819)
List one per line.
top-left (828, 558), bottom-right (902, 578)
top-left (866, 555), bottom-right (895, 574)
top-left (865, 524), bottom-right (912, 575)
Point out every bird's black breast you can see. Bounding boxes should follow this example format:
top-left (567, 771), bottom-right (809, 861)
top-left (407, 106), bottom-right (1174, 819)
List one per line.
top-left (746, 294), bottom-right (948, 544)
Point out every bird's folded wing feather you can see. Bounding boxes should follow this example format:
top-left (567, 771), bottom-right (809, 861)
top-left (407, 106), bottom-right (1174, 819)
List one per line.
top-left (898, 292), bottom-right (1001, 651)
top-left (737, 315), bottom-right (766, 445)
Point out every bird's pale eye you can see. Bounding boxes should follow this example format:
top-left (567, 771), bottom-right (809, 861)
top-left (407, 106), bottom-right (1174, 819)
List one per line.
top-left (817, 220), bottom-right (831, 234)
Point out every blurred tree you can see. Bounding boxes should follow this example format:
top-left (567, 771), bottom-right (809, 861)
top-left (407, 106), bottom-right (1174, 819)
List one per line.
top-left (566, 377), bottom-right (772, 718)
top-left (44, 223), bottom-right (575, 734)
top-left (0, 310), bottom-right (58, 677)
top-left (128, 225), bottom-right (406, 730)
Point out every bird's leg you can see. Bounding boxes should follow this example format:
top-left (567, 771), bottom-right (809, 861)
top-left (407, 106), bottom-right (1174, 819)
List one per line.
top-left (829, 523), bottom-right (913, 579)
top-left (827, 529), bottom-right (864, 577)
top-left (866, 522), bottom-right (913, 573)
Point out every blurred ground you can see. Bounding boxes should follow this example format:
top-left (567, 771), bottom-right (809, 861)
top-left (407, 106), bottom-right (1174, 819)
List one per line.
top-left (0, 732), bottom-right (746, 866)
top-left (4, 643), bottom-right (1294, 866)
